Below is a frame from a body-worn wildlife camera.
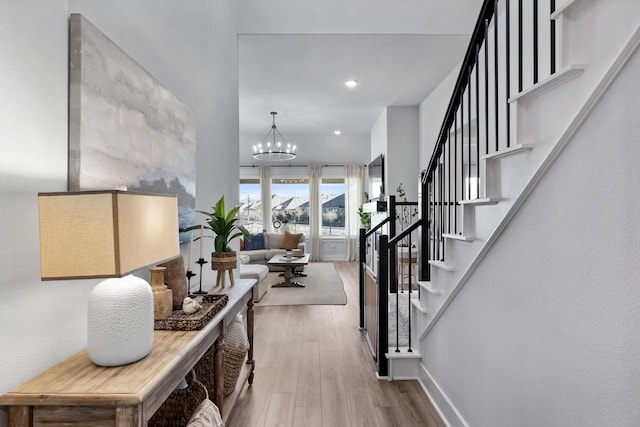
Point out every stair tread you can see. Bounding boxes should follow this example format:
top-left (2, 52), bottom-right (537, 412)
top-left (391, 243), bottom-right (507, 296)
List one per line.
top-left (458, 197), bottom-right (501, 206)
top-left (417, 281), bottom-right (441, 294)
top-left (410, 297), bottom-right (428, 314)
top-left (482, 144), bottom-right (533, 160)
top-left (428, 260), bottom-right (455, 271)
top-left (442, 233), bottom-right (475, 242)
top-left (551, 0), bottom-right (586, 20)
top-left (509, 64), bottom-right (584, 103)
top-left (386, 347), bottom-right (422, 359)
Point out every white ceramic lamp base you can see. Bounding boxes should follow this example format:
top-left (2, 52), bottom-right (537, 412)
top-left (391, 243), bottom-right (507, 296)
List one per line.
top-left (87, 275), bottom-right (154, 367)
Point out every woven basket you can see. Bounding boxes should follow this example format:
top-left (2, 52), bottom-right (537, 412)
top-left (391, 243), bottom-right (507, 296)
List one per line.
top-left (149, 369), bottom-right (207, 427)
top-left (223, 345), bottom-right (247, 396)
top-left (211, 251), bottom-right (237, 271)
top-left (222, 315), bottom-right (249, 397)
top-left (193, 344), bottom-right (215, 397)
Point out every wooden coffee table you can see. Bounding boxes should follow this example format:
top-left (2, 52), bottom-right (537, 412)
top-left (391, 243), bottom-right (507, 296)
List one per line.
top-left (268, 254), bottom-right (310, 288)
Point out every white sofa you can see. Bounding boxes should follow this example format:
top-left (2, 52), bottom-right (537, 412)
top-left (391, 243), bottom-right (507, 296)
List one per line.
top-left (238, 259), bottom-right (269, 302)
top-left (239, 232), bottom-right (306, 271)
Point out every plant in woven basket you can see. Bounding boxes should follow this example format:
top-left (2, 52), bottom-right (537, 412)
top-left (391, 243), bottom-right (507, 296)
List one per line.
top-left (185, 196), bottom-right (251, 271)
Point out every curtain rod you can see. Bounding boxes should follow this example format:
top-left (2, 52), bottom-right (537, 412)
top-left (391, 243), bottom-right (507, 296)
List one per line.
top-left (239, 163), bottom-right (366, 168)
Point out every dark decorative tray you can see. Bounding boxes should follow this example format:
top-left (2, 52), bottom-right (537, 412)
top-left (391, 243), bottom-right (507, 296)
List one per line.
top-left (154, 294), bottom-right (229, 331)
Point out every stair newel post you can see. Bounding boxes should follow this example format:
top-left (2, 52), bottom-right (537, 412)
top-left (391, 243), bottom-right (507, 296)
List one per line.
top-left (359, 227), bottom-right (366, 329)
top-left (407, 233), bottom-right (413, 353)
top-left (377, 234), bottom-right (389, 378)
top-left (420, 173), bottom-right (431, 283)
top-left (388, 195), bottom-right (397, 294)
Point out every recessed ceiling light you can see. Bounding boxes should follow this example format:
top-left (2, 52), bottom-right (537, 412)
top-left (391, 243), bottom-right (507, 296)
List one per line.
top-left (334, 130), bottom-right (342, 135)
top-left (344, 80), bottom-right (358, 88)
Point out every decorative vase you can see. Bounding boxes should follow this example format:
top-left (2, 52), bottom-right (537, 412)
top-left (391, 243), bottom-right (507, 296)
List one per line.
top-left (150, 266), bottom-right (173, 320)
top-left (87, 275), bottom-right (154, 367)
top-left (158, 256), bottom-right (188, 310)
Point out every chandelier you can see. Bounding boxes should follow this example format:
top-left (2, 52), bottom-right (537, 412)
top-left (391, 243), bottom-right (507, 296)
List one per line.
top-left (253, 112), bottom-right (296, 161)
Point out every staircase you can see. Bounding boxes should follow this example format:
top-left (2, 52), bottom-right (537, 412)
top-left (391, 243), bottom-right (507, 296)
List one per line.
top-left (381, 0), bottom-right (640, 424)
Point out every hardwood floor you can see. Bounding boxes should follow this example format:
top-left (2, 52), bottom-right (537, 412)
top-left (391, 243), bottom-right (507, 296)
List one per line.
top-left (227, 261), bottom-right (444, 427)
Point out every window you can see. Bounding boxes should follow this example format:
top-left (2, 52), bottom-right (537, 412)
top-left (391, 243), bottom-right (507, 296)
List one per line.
top-left (271, 178), bottom-right (309, 234)
top-left (239, 178), bottom-right (262, 233)
top-left (321, 178), bottom-right (346, 236)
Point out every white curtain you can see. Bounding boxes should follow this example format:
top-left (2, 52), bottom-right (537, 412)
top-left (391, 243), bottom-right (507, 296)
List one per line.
top-left (308, 164), bottom-right (322, 260)
top-left (259, 166), bottom-right (271, 232)
top-left (344, 164), bottom-right (364, 261)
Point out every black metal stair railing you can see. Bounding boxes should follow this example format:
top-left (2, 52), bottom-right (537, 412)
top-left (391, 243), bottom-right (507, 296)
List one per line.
top-left (423, 0), bottom-right (561, 269)
top-left (359, 196), bottom-right (423, 377)
top-left (360, 0), bottom-right (561, 378)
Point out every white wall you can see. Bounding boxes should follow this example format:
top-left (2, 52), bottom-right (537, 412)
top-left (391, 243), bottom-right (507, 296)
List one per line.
top-left (386, 106), bottom-right (420, 201)
top-left (370, 106), bottom-right (420, 201)
top-left (423, 44), bottom-right (640, 425)
top-left (0, 5), bottom-right (80, 425)
top-left (419, 62), bottom-right (461, 169)
top-left (0, 2), bottom-right (238, 424)
top-left (237, 0), bottom-right (483, 35)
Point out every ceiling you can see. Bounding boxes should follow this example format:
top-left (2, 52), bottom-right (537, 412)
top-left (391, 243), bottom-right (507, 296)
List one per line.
top-left (238, 34), bottom-right (472, 166)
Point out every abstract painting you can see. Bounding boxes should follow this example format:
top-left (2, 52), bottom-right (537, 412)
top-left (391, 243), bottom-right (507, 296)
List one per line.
top-left (68, 14), bottom-right (196, 242)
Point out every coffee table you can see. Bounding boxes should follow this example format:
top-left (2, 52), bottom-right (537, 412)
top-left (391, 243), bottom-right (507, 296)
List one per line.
top-left (268, 254), bottom-right (310, 288)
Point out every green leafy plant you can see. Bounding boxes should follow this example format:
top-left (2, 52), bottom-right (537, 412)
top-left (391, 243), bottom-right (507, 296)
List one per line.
top-left (185, 196), bottom-right (251, 254)
top-left (357, 192), bottom-right (371, 231)
top-left (396, 183), bottom-right (418, 246)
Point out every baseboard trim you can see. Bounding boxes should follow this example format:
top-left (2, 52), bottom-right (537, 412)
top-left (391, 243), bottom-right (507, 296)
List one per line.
top-left (418, 363), bottom-right (470, 427)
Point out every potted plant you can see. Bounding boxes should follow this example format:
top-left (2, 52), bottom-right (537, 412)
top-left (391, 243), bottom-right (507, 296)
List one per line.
top-left (186, 196), bottom-right (251, 272)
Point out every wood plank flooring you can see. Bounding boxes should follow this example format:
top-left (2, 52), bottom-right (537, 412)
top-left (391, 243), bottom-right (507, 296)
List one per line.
top-left (227, 261), bottom-right (444, 427)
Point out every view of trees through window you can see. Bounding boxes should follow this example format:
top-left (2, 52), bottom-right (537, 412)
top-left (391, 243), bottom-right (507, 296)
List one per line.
top-left (239, 176), bottom-right (347, 236)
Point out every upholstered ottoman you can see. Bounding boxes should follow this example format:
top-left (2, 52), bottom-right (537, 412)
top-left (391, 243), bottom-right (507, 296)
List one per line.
top-left (238, 262), bottom-right (269, 302)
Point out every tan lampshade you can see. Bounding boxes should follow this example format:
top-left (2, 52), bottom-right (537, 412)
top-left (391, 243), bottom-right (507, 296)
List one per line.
top-left (38, 190), bottom-right (180, 280)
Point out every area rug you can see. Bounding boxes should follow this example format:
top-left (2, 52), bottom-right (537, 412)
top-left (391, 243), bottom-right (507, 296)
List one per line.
top-left (256, 262), bottom-right (347, 306)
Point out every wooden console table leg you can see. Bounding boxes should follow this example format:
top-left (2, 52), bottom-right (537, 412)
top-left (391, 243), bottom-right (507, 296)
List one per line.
top-left (8, 406), bottom-right (31, 427)
top-left (115, 405), bottom-right (141, 426)
top-left (214, 335), bottom-right (225, 412)
top-left (247, 297), bottom-right (255, 385)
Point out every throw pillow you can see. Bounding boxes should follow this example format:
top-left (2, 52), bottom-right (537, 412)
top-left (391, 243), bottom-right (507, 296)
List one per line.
top-left (250, 233), bottom-right (265, 250)
top-left (243, 235), bottom-right (252, 250)
top-left (280, 231), bottom-right (303, 250)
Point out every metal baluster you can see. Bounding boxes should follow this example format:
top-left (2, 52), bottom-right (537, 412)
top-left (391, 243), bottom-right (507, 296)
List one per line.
top-left (468, 67), bottom-right (472, 199)
top-left (534, 0), bottom-right (539, 84)
top-left (407, 233), bottom-right (413, 353)
top-left (454, 113), bottom-right (458, 234)
top-left (551, 0), bottom-right (556, 74)
top-left (519, 0), bottom-right (523, 92)
top-left (476, 44), bottom-right (481, 198)
top-left (440, 158), bottom-right (445, 261)
top-left (494, 0), bottom-right (499, 153)
top-left (485, 18), bottom-right (490, 155)
top-left (448, 132), bottom-right (451, 235)
top-left (506, 0), bottom-right (512, 148)
top-left (460, 90), bottom-right (465, 201)
top-left (395, 261), bottom-right (400, 352)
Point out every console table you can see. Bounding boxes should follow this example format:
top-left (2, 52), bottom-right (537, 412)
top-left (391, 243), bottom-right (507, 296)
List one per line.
top-left (0, 279), bottom-right (255, 426)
